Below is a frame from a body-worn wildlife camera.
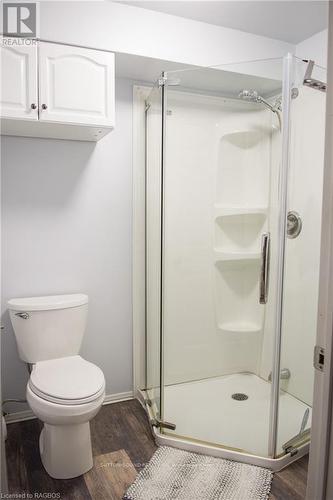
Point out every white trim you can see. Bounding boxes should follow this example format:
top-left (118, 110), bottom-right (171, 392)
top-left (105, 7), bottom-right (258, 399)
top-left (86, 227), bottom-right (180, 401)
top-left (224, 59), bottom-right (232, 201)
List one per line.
top-left (5, 410), bottom-right (36, 425)
top-left (102, 391), bottom-right (134, 405)
top-left (4, 391), bottom-right (134, 424)
top-left (132, 84), bottom-right (152, 397)
top-left (306, 6), bottom-right (333, 500)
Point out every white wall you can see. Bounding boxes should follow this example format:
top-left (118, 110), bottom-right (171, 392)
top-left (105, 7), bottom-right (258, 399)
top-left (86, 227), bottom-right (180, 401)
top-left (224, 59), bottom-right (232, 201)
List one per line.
top-left (1, 78), bottom-right (134, 412)
top-left (38, 1), bottom-right (293, 69)
top-left (296, 29), bottom-right (328, 69)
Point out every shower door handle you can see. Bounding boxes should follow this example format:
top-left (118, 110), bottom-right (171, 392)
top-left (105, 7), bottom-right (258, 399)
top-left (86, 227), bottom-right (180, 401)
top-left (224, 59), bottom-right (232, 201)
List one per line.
top-left (259, 233), bottom-right (270, 304)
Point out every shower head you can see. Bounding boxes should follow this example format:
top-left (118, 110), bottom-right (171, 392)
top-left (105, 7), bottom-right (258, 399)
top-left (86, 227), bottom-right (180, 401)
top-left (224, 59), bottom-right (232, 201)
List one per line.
top-left (238, 89), bottom-right (281, 114)
top-left (238, 89), bottom-right (260, 102)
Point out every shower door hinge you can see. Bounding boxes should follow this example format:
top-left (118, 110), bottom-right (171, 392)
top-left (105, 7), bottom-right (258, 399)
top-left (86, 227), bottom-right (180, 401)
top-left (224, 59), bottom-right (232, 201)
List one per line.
top-left (282, 428), bottom-right (310, 457)
top-left (314, 345), bottom-right (325, 372)
top-left (303, 59), bottom-right (327, 93)
top-left (284, 445), bottom-right (299, 457)
top-left (151, 418), bottom-right (176, 431)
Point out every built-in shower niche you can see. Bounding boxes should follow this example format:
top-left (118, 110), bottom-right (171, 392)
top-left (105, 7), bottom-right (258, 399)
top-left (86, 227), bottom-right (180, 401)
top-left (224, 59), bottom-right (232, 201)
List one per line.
top-left (214, 259), bottom-right (264, 338)
top-left (216, 130), bottom-right (269, 207)
top-left (214, 211), bottom-right (266, 254)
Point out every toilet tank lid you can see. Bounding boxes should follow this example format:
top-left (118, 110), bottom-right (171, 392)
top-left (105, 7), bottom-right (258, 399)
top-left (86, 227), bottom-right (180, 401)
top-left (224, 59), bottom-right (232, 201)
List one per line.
top-left (7, 294), bottom-right (88, 312)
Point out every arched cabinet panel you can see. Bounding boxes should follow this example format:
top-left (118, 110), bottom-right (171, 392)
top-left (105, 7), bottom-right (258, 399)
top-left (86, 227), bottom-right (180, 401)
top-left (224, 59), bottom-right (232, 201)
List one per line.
top-left (0, 39), bottom-right (38, 120)
top-left (39, 42), bottom-right (115, 128)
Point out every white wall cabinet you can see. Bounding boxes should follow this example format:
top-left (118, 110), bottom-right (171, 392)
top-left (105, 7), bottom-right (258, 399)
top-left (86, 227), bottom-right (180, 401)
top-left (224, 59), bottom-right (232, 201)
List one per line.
top-left (0, 40), bottom-right (38, 121)
top-left (1, 39), bottom-right (115, 141)
top-left (38, 42), bottom-right (114, 127)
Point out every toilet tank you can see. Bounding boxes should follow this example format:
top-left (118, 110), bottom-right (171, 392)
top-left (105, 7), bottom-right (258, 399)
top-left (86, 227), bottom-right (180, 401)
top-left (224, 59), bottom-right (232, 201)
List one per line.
top-left (7, 294), bottom-right (88, 363)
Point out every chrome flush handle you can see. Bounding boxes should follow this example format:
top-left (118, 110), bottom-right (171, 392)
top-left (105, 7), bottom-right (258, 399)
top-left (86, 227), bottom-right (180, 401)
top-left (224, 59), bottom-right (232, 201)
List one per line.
top-left (15, 312), bottom-right (30, 320)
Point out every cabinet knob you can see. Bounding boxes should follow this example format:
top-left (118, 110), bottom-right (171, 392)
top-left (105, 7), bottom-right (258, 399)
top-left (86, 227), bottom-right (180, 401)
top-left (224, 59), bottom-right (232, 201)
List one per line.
top-left (31, 103), bottom-right (37, 110)
top-left (41, 104), bottom-right (48, 110)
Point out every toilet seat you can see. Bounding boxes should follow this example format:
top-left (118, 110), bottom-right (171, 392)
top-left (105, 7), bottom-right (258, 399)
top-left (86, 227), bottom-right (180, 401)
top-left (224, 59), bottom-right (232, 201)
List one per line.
top-left (29, 355), bottom-right (105, 405)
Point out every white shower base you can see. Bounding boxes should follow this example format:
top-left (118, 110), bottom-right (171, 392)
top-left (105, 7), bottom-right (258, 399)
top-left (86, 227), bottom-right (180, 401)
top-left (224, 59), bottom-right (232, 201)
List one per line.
top-left (162, 373), bottom-right (311, 458)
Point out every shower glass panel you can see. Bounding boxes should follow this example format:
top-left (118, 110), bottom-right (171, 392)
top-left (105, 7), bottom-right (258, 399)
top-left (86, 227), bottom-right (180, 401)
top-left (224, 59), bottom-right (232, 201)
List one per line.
top-left (145, 83), bottom-right (164, 420)
top-left (158, 59), bottom-right (284, 457)
top-left (276, 58), bottom-right (327, 457)
top-left (144, 55), bottom-right (324, 465)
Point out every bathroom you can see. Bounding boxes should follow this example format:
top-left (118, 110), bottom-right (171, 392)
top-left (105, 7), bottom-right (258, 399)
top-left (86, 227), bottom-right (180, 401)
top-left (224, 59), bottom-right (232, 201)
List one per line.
top-left (0, 1), bottom-right (332, 499)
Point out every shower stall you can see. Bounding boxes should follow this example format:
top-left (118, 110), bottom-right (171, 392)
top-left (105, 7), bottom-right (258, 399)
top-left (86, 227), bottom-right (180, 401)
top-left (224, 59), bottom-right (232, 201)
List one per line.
top-left (138, 54), bottom-right (327, 470)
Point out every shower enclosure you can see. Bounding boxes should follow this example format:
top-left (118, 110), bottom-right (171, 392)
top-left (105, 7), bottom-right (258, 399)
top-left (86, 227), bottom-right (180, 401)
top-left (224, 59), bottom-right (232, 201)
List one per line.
top-left (140, 54), bottom-right (327, 470)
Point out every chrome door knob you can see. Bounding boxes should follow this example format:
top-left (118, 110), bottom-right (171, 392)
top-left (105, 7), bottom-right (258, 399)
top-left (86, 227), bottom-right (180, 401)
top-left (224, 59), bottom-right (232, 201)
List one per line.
top-left (41, 104), bottom-right (48, 110)
top-left (31, 103), bottom-right (37, 109)
top-left (287, 211), bottom-right (302, 239)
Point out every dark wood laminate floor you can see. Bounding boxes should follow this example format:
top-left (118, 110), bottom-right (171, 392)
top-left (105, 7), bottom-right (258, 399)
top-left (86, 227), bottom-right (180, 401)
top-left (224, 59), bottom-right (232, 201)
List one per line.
top-left (5, 399), bottom-right (308, 499)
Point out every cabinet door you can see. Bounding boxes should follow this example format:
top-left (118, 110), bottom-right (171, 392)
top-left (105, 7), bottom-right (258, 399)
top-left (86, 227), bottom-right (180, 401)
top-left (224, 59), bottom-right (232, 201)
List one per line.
top-left (0, 38), bottom-right (38, 120)
top-left (39, 42), bottom-right (115, 127)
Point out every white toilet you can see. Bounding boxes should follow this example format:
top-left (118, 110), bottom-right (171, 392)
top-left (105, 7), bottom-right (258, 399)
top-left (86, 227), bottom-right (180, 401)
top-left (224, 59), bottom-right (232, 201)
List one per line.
top-left (7, 293), bottom-right (105, 479)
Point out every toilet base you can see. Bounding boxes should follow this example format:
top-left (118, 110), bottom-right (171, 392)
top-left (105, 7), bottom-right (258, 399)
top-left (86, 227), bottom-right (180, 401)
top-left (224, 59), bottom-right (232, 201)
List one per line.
top-left (39, 422), bottom-right (93, 479)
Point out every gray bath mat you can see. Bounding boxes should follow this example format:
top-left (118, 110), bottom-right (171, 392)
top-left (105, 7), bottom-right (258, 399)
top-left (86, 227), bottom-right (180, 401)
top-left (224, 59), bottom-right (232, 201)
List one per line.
top-left (124, 446), bottom-right (273, 500)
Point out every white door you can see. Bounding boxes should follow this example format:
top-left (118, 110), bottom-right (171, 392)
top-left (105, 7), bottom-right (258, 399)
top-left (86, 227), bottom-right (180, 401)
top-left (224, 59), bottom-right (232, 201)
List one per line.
top-left (0, 38), bottom-right (38, 120)
top-left (38, 42), bottom-right (115, 127)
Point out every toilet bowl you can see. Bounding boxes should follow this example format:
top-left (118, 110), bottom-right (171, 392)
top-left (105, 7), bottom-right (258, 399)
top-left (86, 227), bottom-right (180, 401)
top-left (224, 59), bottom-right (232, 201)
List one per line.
top-left (7, 294), bottom-right (105, 479)
top-left (26, 355), bottom-right (105, 479)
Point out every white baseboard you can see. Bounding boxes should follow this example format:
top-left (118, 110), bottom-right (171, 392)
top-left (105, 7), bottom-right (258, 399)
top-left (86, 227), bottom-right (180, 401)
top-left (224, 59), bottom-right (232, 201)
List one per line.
top-left (102, 391), bottom-right (134, 405)
top-left (5, 409), bottom-right (36, 425)
top-left (4, 390), bottom-right (134, 424)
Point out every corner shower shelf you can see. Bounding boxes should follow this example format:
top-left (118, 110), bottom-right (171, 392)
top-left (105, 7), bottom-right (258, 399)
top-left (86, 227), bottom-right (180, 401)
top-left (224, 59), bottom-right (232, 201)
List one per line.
top-left (221, 130), bottom-right (263, 149)
top-left (214, 206), bottom-right (267, 218)
top-left (218, 322), bottom-right (262, 335)
top-left (214, 251), bottom-right (261, 263)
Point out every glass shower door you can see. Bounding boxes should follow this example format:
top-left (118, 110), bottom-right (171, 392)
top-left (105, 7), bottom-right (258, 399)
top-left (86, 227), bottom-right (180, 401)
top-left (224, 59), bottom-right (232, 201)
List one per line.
top-left (275, 57), bottom-right (327, 457)
top-left (158, 60), bottom-right (284, 457)
top-left (145, 56), bottom-right (323, 462)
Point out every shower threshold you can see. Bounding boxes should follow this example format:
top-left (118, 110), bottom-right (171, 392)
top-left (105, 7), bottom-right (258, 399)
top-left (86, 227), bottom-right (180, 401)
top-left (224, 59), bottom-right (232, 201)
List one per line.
top-left (140, 372), bottom-right (310, 472)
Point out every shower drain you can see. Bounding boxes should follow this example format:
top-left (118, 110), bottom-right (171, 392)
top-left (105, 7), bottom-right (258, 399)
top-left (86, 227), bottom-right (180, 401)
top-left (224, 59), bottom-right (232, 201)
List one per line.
top-left (231, 393), bottom-right (248, 401)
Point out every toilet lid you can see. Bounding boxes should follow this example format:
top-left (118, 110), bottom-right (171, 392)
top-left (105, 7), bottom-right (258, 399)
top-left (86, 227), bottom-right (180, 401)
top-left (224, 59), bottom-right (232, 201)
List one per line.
top-left (29, 356), bottom-right (105, 405)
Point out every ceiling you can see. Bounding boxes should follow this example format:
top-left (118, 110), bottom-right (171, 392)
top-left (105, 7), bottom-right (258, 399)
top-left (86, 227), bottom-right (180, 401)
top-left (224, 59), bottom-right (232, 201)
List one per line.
top-left (115, 52), bottom-right (282, 97)
top-left (118, 1), bottom-right (328, 44)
